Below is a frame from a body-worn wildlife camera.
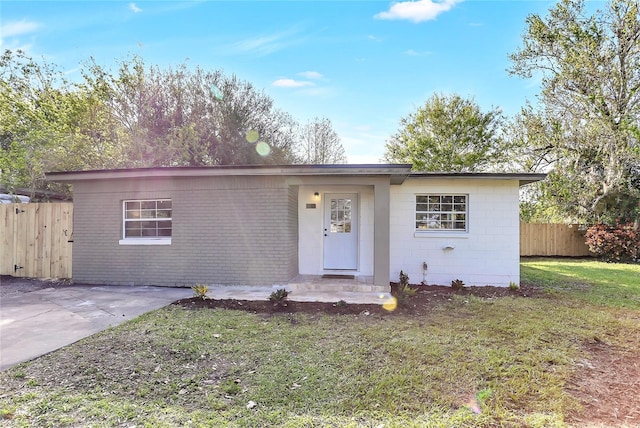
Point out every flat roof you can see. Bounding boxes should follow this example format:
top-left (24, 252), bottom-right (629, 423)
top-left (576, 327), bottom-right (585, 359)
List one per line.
top-left (45, 164), bottom-right (545, 186)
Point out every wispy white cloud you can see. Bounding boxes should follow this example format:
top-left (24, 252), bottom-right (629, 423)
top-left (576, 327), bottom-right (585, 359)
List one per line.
top-left (298, 71), bottom-right (323, 80)
top-left (404, 49), bottom-right (432, 56)
top-left (272, 78), bottom-right (315, 88)
top-left (2, 19), bottom-right (40, 38)
top-left (230, 27), bottom-right (303, 57)
top-left (0, 19), bottom-right (40, 50)
top-left (368, 34), bottom-right (382, 42)
top-left (129, 3), bottom-right (142, 13)
top-left (375, 0), bottom-right (461, 23)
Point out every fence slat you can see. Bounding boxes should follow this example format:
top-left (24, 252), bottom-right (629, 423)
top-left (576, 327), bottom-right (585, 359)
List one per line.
top-left (520, 223), bottom-right (592, 257)
top-left (0, 206), bottom-right (13, 274)
top-left (0, 203), bottom-right (73, 278)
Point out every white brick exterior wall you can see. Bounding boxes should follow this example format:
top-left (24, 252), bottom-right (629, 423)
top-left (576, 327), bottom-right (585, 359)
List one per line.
top-left (389, 178), bottom-right (520, 287)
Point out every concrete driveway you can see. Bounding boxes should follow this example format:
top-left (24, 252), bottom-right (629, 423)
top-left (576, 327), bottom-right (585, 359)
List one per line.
top-left (0, 284), bottom-right (193, 371)
top-left (0, 278), bottom-right (390, 371)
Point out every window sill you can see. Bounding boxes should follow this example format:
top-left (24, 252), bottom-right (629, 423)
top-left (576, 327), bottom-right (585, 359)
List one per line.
top-left (414, 231), bottom-right (469, 238)
top-left (119, 238), bottom-right (172, 246)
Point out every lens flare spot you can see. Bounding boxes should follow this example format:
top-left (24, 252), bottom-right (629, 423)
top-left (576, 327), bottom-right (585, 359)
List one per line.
top-left (246, 129), bottom-right (259, 143)
top-left (210, 84), bottom-right (223, 100)
top-left (256, 141), bottom-right (271, 156)
top-left (382, 296), bottom-right (398, 312)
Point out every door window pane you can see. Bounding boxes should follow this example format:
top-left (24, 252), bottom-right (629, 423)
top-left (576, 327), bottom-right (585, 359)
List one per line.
top-left (330, 198), bottom-right (352, 234)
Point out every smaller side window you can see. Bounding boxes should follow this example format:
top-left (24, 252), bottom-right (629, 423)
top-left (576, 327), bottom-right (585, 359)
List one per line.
top-left (122, 199), bottom-right (172, 241)
top-left (415, 194), bottom-right (467, 232)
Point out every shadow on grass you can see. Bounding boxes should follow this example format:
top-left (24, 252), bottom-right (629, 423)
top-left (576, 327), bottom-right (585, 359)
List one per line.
top-left (521, 258), bottom-right (640, 309)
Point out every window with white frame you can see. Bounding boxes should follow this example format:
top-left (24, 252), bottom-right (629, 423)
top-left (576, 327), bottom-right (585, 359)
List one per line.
top-left (122, 199), bottom-right (172, 239)
top-left (415, 195), bottom-right (467, 231)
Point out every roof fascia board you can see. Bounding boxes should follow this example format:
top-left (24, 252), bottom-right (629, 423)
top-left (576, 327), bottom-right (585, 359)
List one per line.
top-left (407, 173), bottom-right (547, 186)
top-left (45, 164), bottom-right (413, 183)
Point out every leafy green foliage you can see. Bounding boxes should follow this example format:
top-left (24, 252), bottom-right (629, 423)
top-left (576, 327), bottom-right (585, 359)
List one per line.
top-left (0, 50), bottom-right (346, 194)
top-left (509, 0), bottom-right (640, 225)
top-left (393, 270), bottom-right (417, 306)
top-left (269, 288), bottom-right (289, 305)
top-left (384, 93), bottom-right (510, 172)
top-left (191, 284), bottom-right (209, 300)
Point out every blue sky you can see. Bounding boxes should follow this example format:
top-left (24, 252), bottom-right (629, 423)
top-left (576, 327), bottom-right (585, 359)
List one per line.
top-left (1, 0), bottom-right (575, 163)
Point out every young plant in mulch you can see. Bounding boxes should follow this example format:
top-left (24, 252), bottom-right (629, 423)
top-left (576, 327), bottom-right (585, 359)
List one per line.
top-left (191, 283), bottom-right (209, 300)
top-left (451, 279), bottom-right (465, 291)
top-left (393, 270), bottom-right (417, 306)
top-left (269, 288), bottom-right (290, 307)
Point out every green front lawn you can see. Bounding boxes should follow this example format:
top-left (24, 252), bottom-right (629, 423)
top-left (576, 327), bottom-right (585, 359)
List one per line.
top-left (521, 257), bottom-right (640, 309)
top-left (1, 259), bottom-right (638, 427)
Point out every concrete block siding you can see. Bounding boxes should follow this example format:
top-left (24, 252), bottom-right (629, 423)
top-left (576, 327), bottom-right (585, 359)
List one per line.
top-left (72, 176), bottom-right (298, 287)
top-left (389, 178), bottom-right (520, 287)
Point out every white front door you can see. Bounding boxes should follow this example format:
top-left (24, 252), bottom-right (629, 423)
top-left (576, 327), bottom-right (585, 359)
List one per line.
top-left (323, 193), bottom-right (358, 270)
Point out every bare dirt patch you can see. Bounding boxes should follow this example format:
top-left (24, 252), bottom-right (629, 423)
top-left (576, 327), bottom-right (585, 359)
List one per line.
top-left (566, 341), bottom-right (640, 427)
top-left (0, 275), bottom-right (71, 298)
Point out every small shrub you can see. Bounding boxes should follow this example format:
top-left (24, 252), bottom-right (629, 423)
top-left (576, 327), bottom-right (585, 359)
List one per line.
top-left (585, 223), bottom-right (639, 262)
top-left (393, 270), bottom-right (417, 306)
top-left (399, 270), bottom-right (409, 288)
top-left (509, 281), bottom-right (520, 291)
top-left (335, 300), bottom-right (348, 307)
top-left (191, 283), bottom-right (209, 300)
top-left (402, 283), bottom-right (417, 297)
top-left (269, 288), bottom-right (289, 305)
top-left (451, 279), bottom-right (465, 291)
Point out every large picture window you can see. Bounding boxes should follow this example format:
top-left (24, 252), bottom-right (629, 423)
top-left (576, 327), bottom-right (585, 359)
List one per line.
top-left (122, 199), bottom-right (172, 240)
top-left (416, 195), bottom-right (467, 231)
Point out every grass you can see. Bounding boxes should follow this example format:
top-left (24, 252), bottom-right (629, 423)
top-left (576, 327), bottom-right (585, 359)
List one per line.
top-left (521, 257), bottom-right (640, 309)
top-left (1, 258), bottom-right (639, 427)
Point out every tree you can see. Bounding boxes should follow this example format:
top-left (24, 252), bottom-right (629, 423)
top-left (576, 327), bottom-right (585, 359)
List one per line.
top-left (383, 93), bottom-right (508, 172)
top-left (509, 0), bottom-right (640, 225)
top-left (81, 57), bottom-right (300, 168)
top-left (0, 50), bottom-right (85, 195)
top-left (298, 117), bottom-right (347, 164)
top-left (0, 51), bottom-right (344, 196)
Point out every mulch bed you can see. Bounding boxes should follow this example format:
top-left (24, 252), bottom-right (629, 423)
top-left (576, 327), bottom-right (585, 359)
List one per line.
top-left (173, 283), bottom-right (542, 315)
